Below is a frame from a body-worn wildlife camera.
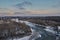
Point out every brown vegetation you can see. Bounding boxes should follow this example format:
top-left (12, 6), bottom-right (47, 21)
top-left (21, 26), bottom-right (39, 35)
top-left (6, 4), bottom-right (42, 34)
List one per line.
top-left (0, 20), bottom-right (31, 39)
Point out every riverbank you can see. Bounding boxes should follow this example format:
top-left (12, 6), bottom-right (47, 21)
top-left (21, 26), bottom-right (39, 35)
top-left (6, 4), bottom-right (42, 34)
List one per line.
top-left (0, 20), bottom-right (32, 40)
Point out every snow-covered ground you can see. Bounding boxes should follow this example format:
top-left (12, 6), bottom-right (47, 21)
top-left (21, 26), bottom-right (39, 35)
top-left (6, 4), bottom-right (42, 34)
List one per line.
top-left (10, 20), bottom-right (57, 40)
top-left (44, 26), bottom-right (56, 34)
top-left (58, 26), bottom-right (60, 29)
top-left (9, 28), bottom-right (41, 40)
top-left (9, 36), bottom-right (31, 40)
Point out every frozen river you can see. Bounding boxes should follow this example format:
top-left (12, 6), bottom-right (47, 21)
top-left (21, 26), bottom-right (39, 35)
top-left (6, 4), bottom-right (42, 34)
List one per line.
top-left (9, 20), bottom-right (58, 40)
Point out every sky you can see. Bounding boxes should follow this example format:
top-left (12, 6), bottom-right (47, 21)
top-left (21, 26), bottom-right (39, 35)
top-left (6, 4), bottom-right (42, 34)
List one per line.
top-left (0, 0), bottom-right (60, 16)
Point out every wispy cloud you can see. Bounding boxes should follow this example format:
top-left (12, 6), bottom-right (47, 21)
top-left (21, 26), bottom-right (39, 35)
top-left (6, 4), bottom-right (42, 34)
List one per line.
top-left (25, 9), bottom-right (60, 14)
top-left (15, 1), bottom-right (32, 10)
top-left (0, 8), bottom-right (14, 15)
top-left (0, 8), bottom-right (60, 16)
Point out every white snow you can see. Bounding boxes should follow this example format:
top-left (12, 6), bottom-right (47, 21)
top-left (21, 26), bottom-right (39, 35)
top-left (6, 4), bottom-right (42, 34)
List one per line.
top-left (44, 28), bottom-right (56, 34)
top-left (11, 20), bottom-right (56, 40)
top-left (9, 35), bottom-right (31, 40)
top-left (58, 26), bottom-right (60, 29)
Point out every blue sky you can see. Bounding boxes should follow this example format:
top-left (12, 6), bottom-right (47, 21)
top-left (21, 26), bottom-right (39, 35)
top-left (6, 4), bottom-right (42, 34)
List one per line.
top-left (0, 0), bottom-right (60, 16)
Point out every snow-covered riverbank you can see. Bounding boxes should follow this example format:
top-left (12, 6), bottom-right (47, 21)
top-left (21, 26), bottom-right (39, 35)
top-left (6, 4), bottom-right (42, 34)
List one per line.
top-left (9, 20), bottom-right (57, 40)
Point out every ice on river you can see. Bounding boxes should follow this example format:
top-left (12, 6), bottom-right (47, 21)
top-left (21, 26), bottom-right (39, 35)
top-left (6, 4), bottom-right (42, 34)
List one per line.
top-left (12, 20), bottom-right (56, 40)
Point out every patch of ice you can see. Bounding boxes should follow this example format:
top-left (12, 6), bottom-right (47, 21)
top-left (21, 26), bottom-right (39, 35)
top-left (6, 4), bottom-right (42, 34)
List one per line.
top-left (58, 26), bottom-right (60, 29)
top-left (44, 28), bottom-right (55, 34)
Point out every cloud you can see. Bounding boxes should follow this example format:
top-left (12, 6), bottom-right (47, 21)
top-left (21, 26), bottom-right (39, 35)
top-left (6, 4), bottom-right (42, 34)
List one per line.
top-left (15, 1), bottom-right (32, 10)
top-left (0, 8), bottom-right (60, 16)
top-left (25, 9), bottom-right (60, 14)
top-left (14, 12), bottom-right (25, 14)
top-left (0, 8), bottom-right (14, 15)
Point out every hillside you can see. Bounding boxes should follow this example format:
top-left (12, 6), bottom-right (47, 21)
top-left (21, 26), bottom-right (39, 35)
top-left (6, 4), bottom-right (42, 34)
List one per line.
top-left (0, 20), bottom-right (31, 40)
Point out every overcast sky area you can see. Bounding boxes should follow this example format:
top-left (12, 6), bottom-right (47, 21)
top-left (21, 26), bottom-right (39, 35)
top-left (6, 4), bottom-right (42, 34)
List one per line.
top-left (0, 0), bottom-right (60, 16)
